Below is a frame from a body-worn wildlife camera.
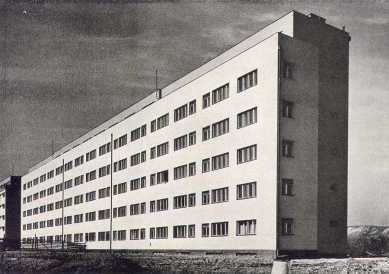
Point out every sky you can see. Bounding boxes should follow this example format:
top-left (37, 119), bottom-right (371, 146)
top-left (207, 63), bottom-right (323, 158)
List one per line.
top-left (0, 0), bottom-right (388, 226)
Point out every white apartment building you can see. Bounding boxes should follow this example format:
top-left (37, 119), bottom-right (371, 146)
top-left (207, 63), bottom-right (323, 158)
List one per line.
top-left (21, 11), bottom-right (349, 257)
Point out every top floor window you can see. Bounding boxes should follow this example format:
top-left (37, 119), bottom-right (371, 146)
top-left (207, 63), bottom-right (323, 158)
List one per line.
top-left (238, 70), bottom-right (257, 93)
top-left (283, 61), bottom-right (295, 79)
top-left (189, 100), bottom-right (196, 115)
top-left (114, 134), bottom-right (127, 149)
top-left (174, 104), bottom-right (188, 122)
top-left (157, 113), bottom-right (169, 130)
top-left (203, 93), bottom-right (210, 109)
top-left (212, 84), bottom-right (229, 104)
top-left (86, 150), bottom-right (96, 162)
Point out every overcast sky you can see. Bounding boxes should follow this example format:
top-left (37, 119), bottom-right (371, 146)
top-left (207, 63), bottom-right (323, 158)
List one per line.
top-left (0, 0), bottom-right (388, 226)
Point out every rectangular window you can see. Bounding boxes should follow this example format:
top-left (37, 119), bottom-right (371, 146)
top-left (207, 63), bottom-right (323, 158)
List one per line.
top-left (238, 70), bottom-right (257, 92)
top-left (202, 191), bottom-right (210, 205)
top-left (173, 225), bottom-right (187, 238)
top-left (99, 142), bottom-right (111, 156)
top-left (98, 187), bottom-right (110, 199)
top-left (157, 198), bottom-right (168, 211)
top-left (86, 191), bottom-right (96, 202)
top-left (157, 142), bottom-right (169, 157)
top-left (141, 151), bottom-right (146, 163)
top-left (55, 201), bottom-right (63, 209)
top-left (156, 227), bottom-right (168, 239)
top-left (141, 177), bottom-right (146, 188)
top-left (188, 225), bottom-right (195, 238)
top-left (55, 166), bottom-right (63, 176)
top-left (130, 178), bottom-right (140, 191)
top-left (157, 170), bottom-right (168, 184)
top-left (131, 153), bottom-right (140, 166)
top-left (202, 224), bottom-right (209, 237)
top-left (118, 182), bottom-right (127, 194)
top-left (85, 212), bottom-right (96, 222)
top-left (98, 209), bottom-right (110, 220)
top-left (211, 222), bottom-right (228, 237)
top-left (189, 162), bottom-right (196, 176)
top-left (212, 84), bottom-right (229, 104)
top-left (130, 204), bottom-right (140, 215)
top-left (151, 120), bottom-right (156, 133)
top-left (282, 140), bottom-right (294, 157)
top-left (282, 100), bottom-right (294, 118)
top-left (150, 201), bottom-right (156, 213)
top-left (86, 170), bottom-right (96, 182)
top-left (131, 127), bottom-right (141, 142)
top-left (114, 158), bottom-right (127, 172)
top-left (203, 93), bottom-right (210, 109)
top-left (157, 113), bottom-right (169, 130)
top-left (150, 174), bottom-right (156, 186)
top-left (282, 179), bottom-right (293, 196)
top-left (86, 149), bottom-right (96, 162)
top-left (39, 205), bottom-right (46, 213)
top-left (118, 134), bottom-right (127, 148)
top-left (55, 218), bottom-right (63, 226)
top-left (74, 194), bottom-right (83, 204)
top-left (74, 156), bottom-right (84, 167)
top-left (40, 190), bottom-right (46, 198)
top-left (115, 206), bottom-right (126, 217)
top-left (141, 124), bottom-right (147, 137)
top-left (188, 193), bottom-right (196, 207)
top-left (98, 165), bottom-right (111, 178)
top-left (64, 198), bottom-right (72, 207)
top-left (237, 107), bottom-right (257, 129)
top-left (74, 233), bottom-right (83, 243)
top-left (74, 175), bottom-right (84, 186)
top-left (174, 104), bottom-right (188, 122)
top-left (86, 232), bottom-right (96, 242)
top-left (33, 193), bottom-right (39, 200)
top-left (33, 207), bottom-right (38, 215)
top-left (237, 182), bottom-right (256, 200)
top-left (283, 61), bottom-right (294, 79)
top-left (150, 147), bottom-right (156, 159)
top-left (55, 183), bottom-right (63, 193)
top-left (174, 135), bottom-right (187, 151)
top-left (47, 220), bottom-right (54, 227)
top-left (64, 161), bottom-right (73, 171)
top-left (47, 187), bottom-right (54, 195)
top-left (212, 187), bottom-right (228, 203)
top-left (282, 218), bottom-right (293, 235)
top-left (174, 165), bottom-right (187, 180)
top-left (117, 230), bottom-right (126, 241)
top-left (130, 229), bottom-right (139, 240)
top-left (212, 153), bottom-right (229, 170)
top-left (141, 202), bottom-right (146, 214)
top-left (212, 119), bottom-right (229, 138)
top-left (141, 228), bottom-right (146, 240)
top-left (64, 179), bottom-right (73, 189)
top-left (189, 131), bottom-right (196, 146)
top-left (47, 170), bottom-right (54, 179)
top-left (237, 220), bottom-right (256, 236)
top-left (47, 203), bottom-right (54, 211)
top-left (174, 195), bottom-right (187, 209)
top-left (202, 126), bottom-right (210, 141)
top-left (189, 100), bottom-right (196, 115)
top-left (150, 228), bottom-right (155, 239)
top-left (40, 174), bottom-right (46, 183)
top-left (237, 145), bottom-right (257, 164)
top-left (202, 158), bottom-right (210, 173)
top-left (74, 214), bottom-right (83, 223)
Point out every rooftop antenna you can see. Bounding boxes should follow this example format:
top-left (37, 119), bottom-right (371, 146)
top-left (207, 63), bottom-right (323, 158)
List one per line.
top-left (52, 140), bottom-right (55, 155)
top-left (155, 69), bottom-right (162, 99)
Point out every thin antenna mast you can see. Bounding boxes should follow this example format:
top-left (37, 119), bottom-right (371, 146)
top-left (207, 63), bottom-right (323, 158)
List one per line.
top-left (155, 69), bottom-right (162, 99)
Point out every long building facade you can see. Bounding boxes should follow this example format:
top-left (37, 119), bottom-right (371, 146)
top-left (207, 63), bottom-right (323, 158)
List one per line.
top-left (20, 11), bottom-right (349, 257)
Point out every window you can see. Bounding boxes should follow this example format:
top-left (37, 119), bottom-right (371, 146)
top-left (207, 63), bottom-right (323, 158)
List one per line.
top-left (156, 227), bottom-right (168, 239)
top-left (141, 228), bottom-right (146, 240)
top-left (99, 142), bottom-right (111, 156)
top-left (189, 162), bottom-right (196, 176)
top-left (47, 187), bottom-right (54, 195)
top-left (282, 100), bottom-right (294, 118)
top-left (85, 232), bottom-right (96, 242)
top-left (212, 119), bottom-right (229, 138)
top-left (282, 139), bottom-right (294, 157)
top-left (202, 191), bottom-right (210, 205)
top-left (202, 126), bottom-right (210, 141)
top-left (237, 182), bottom-right (256, 199)
top-left (173, 225), bottom-right (186, 238)
top-left (55, 183), bottom-right (63, 193)
top-left (202, 158), bottom-right (210, 173)
top-left (74, 156), bottom-right (84, 167)
top-left (114, 134), bottom-right (127, 149)
top-left (47, 170), bottom-right (54, 179)
top-left (189, 100), bottom-right (196, 115)
top-left (150, 174), bottom-right (156, 186)
top-left (86, 170), bottom-right (96, 182)
top-left (282, 218), bottom-right (293, 235)
top-left (157, 113), bottom-right (169, 130)
top-left (157, 170), bottom-right (168, 184)
top-left (187, 193), bottom-right (195, 207)
top-left (64, 161), bottom-right (72, 171)
top-left (237, 145), bottom-right (257, 164)
top-left (157, 198), bottom-right (168, 211)
top-left (40, 190), bottom-right (46, 198)
top-left (174, 195), bottom-right (187, 209)
top-left (141, 202), bottom-right (146, 214)
top-left (74, 233), bottom-right (83, 243)
top-left (74, 175), bottom-right (84, 186)
top-left (40, 174), bottom-right (46, 183)
top-left (174, 165), bottom-right (187, 180)
top-left (118, 182), bottom-right (127, 194)
top-left (47, 220), bottom-right (54, 227)
top-left (212, 84), bottom-right (229, 104)
top-left (130, 204), bottom-right (140, 215)
top-left (237, 107), bottom-right (257, 129)
top-left (55, 166), bottom-right (63, 176)
top-left (211, 222), bottom-right (228, 237)
top-left (283, 61), bottom-right (294, 79)
top-left (74, 194), bottom-right (83, 204)
top-left (141, 177), bottom-right (146, 188)
top-left (130, 229), bottom-right (139, 240)
top-left (150, 147), bottom-right (156, 159)
top-left (187, 225), bottom-right (195, 238)
top-left (282, 179), bottom-right (294, 196)
top-left (118, 206), bottom-right (127, 217)
top-left (98, 209), bottom-right (110, 220)
top-left (130, 178), bottom-right (140, 191)
top-left (74, 214), bottom-right (83, 223)
top-left (189, 131), bottom-right (196, 146)
top-left (40, 205), bottom-right (46, 213)
top-left (118, 230), bottom-right (126, 241)
top-left (212, 153), bottom-right (229, 170)
top-left (174, 135), bottom-right (187, 151)
top-left (85, 212), bottom-right (96, 222)
top-left (141, 124), bottom-right (147, 137)
top-left (202, 224), bottom-right (209, 237)
top-left (47, 203), bottom-right (54, 211)
top-left (98, 165), bottom-right (111, 177)
top-left (64, 198), bottom-right (72, 207)
top-left (33, 222), bottom-right (38, 229)
top-left (174, 104), bottom-right (188, 122)
top-left (86, 149), bottom-right (96, 162)
top-left (151, 120), bottom-right (156, 133)
top-left (98, 187), bottom-right (110, 199)
top-left (238, 70), bottom-right (257, 92)
top-left (55, 201), bottom-right (63, 209)
top-left (131, 127), bottom-right (141, 142)
top-left (114, 158), bottom-right (127, 172)
top-left (86, 191), bottom-right (96, 202)
top-left (33, 207), bottom-right (38, 215)
top-left (203, 93), bottom-right (210, 109)
top-left (65, 179), bottom-right (73, 189)
top-left (141, 151), bottom-right (146, 163)
top-left (212, 187), bottom-right (228, 203)
top-left (150, 228), bottom-right (155, 239)
top-left (157, 142), bottom-right (169, 157)
top-left (150, 201), bottom-right (156, 213)
top-left (33, 193), bottom-right (39, 200)
top-left (55, 218), bottom-right (63, 226)
top-left (237, 220), bottom-right (256, 235)
top-left (131, 153), bottom-right (140, 166)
